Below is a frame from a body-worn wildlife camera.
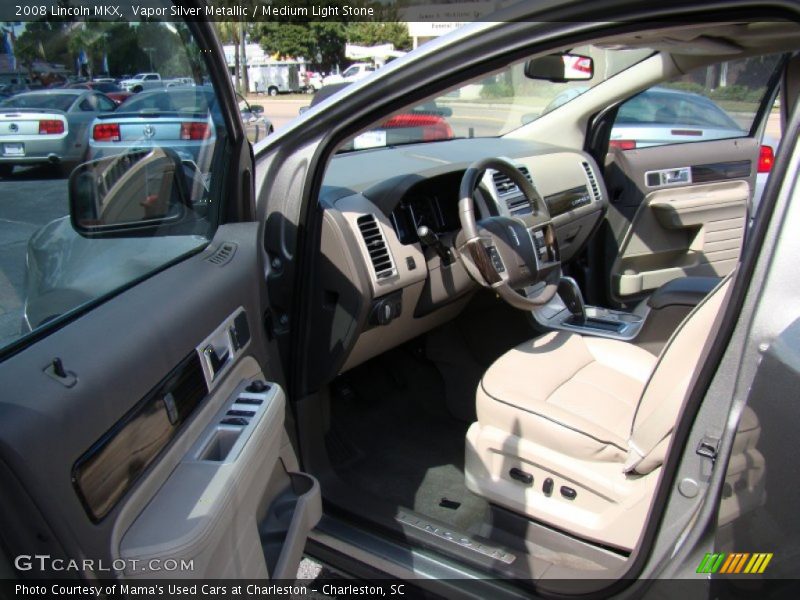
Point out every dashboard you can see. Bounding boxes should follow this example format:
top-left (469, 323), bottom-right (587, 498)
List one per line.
top-left (390, 172), bottom-right (471, 245)
top-left (312, 137), bottom-right (608, 376)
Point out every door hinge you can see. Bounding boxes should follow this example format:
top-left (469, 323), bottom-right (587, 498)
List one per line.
top-left (696, 437), bottom-right (720, 463)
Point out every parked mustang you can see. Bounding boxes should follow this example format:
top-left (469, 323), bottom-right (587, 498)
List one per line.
top-left (0, 89), bottom-right (117, 177)
top-left (88, 87), bottom-right (219, 166)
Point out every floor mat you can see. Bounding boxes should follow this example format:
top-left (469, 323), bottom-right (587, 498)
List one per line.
top-left (328, 347), bottom-right (489, 532)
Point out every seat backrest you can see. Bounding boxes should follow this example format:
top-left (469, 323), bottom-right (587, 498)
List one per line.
top-left (625, 274), bottom-right (734, 474)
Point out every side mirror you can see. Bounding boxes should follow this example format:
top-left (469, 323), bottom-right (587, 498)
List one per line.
top-left (248, 104), bottom-right (264, 115)
top-left (524, 53), bottom-right (594, 82)
top-left (69, 147), bottom-right (205, 238)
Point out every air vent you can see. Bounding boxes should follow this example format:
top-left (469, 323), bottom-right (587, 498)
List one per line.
top-left (581, 161), bottom-right (601, 202)
top-left (507, 196), bottom-right (532, 215)
top-left (206, 242), bottom-right (237, 266)
top-left (492, 166), bottom-right (532, 196)
top-left (357, 214), bottom-right (397, 281)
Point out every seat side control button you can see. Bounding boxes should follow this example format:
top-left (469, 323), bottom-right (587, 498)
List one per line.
top-left (509, 467), bottom-right (533, 485)
top-left (221, 417), bottom-right (248, 426)
top-left (227, 409), bottom-right (255, 417)
top-left (543, 477), bottom-right (554, 496)
top-left (560, 486), bottom-right (577, 500)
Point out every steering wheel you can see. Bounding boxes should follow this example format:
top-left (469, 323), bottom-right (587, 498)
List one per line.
top-left (457, 157), bottom-right (561, 309)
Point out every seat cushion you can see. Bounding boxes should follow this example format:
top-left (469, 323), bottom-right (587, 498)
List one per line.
top-left (478, 331), bottom-right (658, 462)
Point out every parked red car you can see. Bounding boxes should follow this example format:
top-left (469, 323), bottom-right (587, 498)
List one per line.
top-left (68, 81), bottom-right (131, 105)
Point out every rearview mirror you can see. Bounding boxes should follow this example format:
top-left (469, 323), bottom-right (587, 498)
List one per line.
top-left (524, 53), bottom-right (594, 82)
top-left (69, 147), bottom-right (204, 238)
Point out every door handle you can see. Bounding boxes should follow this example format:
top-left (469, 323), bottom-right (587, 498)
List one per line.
top-left (645, 167), bottom-right (692, 187)
top-left (203, 344), bottom-right (230, 376)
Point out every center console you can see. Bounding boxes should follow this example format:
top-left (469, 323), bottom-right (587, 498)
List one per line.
top-left (531, 277), bottom-right (644, 341)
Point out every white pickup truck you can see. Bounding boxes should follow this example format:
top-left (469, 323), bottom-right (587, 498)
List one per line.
top-left (322, 63), bottom-right (376, 86)
top-left (118, 73), bottom-right (164, 93)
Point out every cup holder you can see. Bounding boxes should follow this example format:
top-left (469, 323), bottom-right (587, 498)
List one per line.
top-left (197, 426), bottom-right (242, 462)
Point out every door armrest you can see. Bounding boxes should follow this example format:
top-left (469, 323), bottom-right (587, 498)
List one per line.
top-left (647, 276), bottom-right (722, 310)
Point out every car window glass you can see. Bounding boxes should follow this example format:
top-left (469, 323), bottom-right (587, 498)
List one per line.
top-left (336, 44), bottom-right (652, 152)
top-left (0, 21), bottom-right (227, 354)
top-left (0, 93), bottom-right (76, 111)
top-left (611, 54), bottom-right (782, 149)
top-left (79, 96), bottom-right (97, 111)
top-left (96, 95), bottom-right (116, 112)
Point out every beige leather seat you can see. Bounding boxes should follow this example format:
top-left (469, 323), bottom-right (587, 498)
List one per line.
top-left (465, 275), bottom-right (762, 550)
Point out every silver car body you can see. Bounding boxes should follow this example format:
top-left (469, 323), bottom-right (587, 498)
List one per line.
top-left (0, 89), bottom-right (116, 171)
top-left (88, 87), bottom-right (218, 165)
top-left (610, 87), bottom-right (746, 147)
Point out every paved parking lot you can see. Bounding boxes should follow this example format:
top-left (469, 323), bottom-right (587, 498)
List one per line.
top-left (0, 167), bottom-right (69, 346)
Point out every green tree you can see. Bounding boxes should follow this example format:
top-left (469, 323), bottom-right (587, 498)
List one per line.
top-left (346, 22), bottom-right (411, 51)
top-left (251, 0), bottom-right (407, 71)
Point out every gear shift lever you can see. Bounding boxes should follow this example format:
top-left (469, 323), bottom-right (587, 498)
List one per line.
top-left (558, 277), bottom-right (586, 324)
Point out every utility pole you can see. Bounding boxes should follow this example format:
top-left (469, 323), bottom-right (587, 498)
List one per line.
top-left (239, 19), bottom-right (248, 95)
top-left (143, 47), bottom-right (155, 72)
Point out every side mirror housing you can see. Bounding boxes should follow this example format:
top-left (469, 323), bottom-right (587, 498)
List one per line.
top-left (525, 53), bottom-right (594, 82)
top-left (69, 147), bottom-right (207, 238)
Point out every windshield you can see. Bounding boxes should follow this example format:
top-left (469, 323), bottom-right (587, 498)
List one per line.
top-left (341, 45), bottom-right (651, 151)
top-left (92, 82), bottom-right (123, 93)
top-left (0, 93), bottom-right (76, 111)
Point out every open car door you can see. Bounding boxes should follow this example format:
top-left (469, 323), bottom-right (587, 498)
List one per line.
top-left (596, 55), bottom-right (784, 305)
top-left (0, 13), bottom-right (320, 582)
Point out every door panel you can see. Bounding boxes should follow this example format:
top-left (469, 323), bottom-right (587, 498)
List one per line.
top-left (0, 223), bottom-right (319, 579)
top-left (603, 137), bottom-right (758, 302)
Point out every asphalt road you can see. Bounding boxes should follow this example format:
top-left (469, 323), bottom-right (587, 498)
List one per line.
top-left (0, 166), bottom-right (69, 347)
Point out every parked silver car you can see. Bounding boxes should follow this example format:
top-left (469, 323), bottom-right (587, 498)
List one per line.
top-left (88, 87), bottom-right (219, 166)
top-left (609, 86), bottom-right (746, 147)
top-left (0, 89), bottom-right (117, 177)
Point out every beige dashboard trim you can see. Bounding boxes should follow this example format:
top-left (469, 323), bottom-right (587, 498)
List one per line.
top-left (334, 193), bottom-right (426, 298)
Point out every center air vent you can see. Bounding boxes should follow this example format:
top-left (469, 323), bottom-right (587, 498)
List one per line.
top-left (357, 214), bottom-right (397, 281)
top-left (492, 166), bottom-right (532, 196)
top-left (581, 161), bottom-right (601, 202)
